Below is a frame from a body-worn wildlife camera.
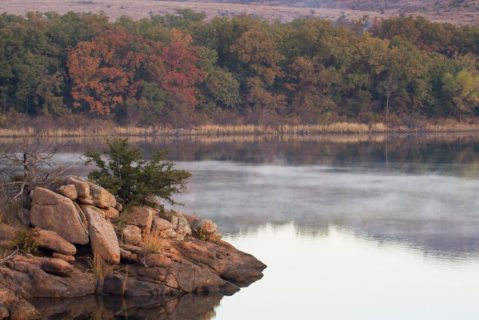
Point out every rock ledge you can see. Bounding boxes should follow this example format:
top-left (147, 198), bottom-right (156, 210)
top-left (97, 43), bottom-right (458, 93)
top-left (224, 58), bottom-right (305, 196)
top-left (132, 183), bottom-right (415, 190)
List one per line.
top-left (0, 176), bottom-right (266, 319)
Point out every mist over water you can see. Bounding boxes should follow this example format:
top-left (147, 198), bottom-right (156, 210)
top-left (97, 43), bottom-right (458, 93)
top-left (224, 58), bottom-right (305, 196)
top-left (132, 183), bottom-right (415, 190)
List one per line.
top-left (174, 161), bottom-right (479, 259)
top-left (165, 135), bottom-right (479, 319)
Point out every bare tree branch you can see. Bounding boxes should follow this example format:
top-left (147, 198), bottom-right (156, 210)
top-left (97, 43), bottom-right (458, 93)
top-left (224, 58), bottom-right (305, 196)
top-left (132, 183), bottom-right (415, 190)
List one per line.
top-left (0, 138), bottom-right (70, 206)
top-left (0, 247), bottom-right (18, 264)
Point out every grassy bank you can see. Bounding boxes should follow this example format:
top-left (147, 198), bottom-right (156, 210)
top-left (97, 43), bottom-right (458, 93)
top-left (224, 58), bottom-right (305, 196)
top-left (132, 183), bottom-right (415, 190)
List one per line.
top-left (3, 120), bottom-right (479, 138)
top-left (0, 123), bottom-right (384, 138)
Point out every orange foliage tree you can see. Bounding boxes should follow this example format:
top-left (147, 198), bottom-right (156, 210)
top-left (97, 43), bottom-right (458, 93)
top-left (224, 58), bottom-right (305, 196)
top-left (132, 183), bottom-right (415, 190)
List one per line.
top-left (68, 28), bottom-right (205, 115)
top-left (68, 29), bottom-right (144, 115)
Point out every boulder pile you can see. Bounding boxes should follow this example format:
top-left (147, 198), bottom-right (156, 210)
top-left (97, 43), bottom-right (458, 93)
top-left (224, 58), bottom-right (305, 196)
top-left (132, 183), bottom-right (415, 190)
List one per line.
top-left (0, 176), bottom-right (266, 320)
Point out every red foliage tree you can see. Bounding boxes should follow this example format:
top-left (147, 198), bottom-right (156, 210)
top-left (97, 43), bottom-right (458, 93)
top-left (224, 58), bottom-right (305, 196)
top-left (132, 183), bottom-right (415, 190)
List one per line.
top-left (160, 29), bottom-right (206, 106)
top-left (68, 28), bottom-right (145, 115)
top-left (68, 28), bottom-right (205, 115)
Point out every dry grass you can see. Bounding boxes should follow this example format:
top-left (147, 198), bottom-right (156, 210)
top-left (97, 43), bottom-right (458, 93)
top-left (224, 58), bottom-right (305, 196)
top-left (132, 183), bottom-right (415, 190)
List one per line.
top-left (142, 234), bottom-right (163, 254)
top-left (0, 247), bottom-right (9, 260)
top-left (3, 127), bottom-right (479, 149)
top-left (0, 199), bottom-right (22, 227)
top-left (122, 266), bottom-right (129, 293)
top-left (88, 253), bottom-right (114, 285)
top-left (1, 120), bottom-right (479, 139)
top-left (0, 0), bottom-right (388, 23)
top-left (0, 132), bottom-right (389, 146)
top-left (423, 120), bottom-right (479, 132)
top-left (1, 0), bottom-right (478, 25)
top-left (0, 247), bottom-right (17, 264)
top-left (0, 122), bottom-right (389, 137)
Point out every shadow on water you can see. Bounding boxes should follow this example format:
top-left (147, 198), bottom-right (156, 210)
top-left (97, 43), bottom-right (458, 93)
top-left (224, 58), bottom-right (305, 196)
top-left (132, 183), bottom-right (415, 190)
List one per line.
top-left (30, 293), bottom-right (223, 320)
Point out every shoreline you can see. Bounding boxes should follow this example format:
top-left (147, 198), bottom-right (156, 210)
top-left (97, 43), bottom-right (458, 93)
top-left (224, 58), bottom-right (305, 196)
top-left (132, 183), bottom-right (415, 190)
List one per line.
top-left (3, 122), bottom-right (479, 138)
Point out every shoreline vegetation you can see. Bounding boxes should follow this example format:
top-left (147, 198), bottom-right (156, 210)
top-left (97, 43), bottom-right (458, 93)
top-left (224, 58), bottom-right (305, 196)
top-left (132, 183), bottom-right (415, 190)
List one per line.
top-left (0, 12), bottom-right (478, 132)
top-left (4, 121), bottom-right (479, 138)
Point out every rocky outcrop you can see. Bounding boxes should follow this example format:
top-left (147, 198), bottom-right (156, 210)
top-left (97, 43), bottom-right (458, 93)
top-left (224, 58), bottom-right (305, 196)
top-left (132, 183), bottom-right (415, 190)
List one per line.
top-left (88, 183), bottom-right (116, 209)
top-left (103, 207), bottom-right (119, 220)
top-left (40, 258), bottom-right (74, 277)
top-left (30, 187), bottom-right (89, 245)
top-left (191, 218), bottom-right (222, 242)
top-left (0, 176), bottom-right (266, 319)
top-left (34, 229), bottom-right (77, 256)
top-left (105, 233), bottom-right (266, 297)
top-left (0, 286), bottom-right (40, 320)
top-left (64, 176), bottom-right (89, 198)
top-left (151, 217), bottom-right (176, 239)
top-left (0, 255), bottom-right (96, 298)
top-left (158, 211), bottom-right (192, 240)
top-left (52, 253), bottom-right (75, 262)
top-left (82, 205), bottom-right (120, 264)
top-left (122, 225), bottom-right (142, 245)
top-left (125, 206), bottom-right (154, 234)
top-left (58, 184), bottom-right (77, 200)
top-left (175, 239), bottom-right (266, 287)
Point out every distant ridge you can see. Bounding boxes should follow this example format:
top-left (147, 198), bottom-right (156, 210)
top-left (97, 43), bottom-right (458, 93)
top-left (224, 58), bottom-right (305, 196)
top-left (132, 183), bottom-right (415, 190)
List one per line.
top-left (1, 0), bottom-right (478, 24)
top-left (179, 0), bottom-right (479, 24)
top-left (210, 0), bottom-right (479, 12)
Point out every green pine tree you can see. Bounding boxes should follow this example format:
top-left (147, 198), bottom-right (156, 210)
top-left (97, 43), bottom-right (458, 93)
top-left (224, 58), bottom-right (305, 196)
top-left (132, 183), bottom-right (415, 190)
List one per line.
top-left (84, 139), bottom-right (191, 207)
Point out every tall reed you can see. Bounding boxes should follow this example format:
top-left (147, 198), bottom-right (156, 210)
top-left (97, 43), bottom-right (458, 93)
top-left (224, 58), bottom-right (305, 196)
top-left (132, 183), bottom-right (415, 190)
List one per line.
top-left (1, 120), bottom-right (478, 138)
top-left (0, 122), bottom-right (388, 137)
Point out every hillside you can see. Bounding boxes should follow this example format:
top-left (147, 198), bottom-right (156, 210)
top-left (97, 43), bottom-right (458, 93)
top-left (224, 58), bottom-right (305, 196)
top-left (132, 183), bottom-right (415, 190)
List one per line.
top-left (211, 0), bottom-right (479, 24)
top-left (319, 0), bottom-right (479, 12)
top-left (0, 0), bottom-right (478, 24)
top-left (319, 0), bottom-right (479, 24)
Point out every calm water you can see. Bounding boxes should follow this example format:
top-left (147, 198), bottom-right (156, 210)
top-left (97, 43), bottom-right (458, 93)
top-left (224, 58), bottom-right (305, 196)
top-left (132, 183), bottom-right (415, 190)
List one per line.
top-left (13, 134), bottom-right (479, 319)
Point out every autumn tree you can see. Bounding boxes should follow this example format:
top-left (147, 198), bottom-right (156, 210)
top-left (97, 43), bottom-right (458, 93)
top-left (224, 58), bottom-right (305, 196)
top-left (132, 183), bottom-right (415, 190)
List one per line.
top-left (68, 27), bottom-right (205, 117)
top-left (68, 28), bottom-right (144, 115)
top-left (2, 12), bottom-right (479, 124)
top-left (159, 29), bottom-right (206, 107)
top-left (231, 26), bottom-right (286, 118)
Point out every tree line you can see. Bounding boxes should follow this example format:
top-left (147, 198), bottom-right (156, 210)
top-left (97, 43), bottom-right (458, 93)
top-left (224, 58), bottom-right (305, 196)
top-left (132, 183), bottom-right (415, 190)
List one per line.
top-left (0, 11), bottom-right (478, 126)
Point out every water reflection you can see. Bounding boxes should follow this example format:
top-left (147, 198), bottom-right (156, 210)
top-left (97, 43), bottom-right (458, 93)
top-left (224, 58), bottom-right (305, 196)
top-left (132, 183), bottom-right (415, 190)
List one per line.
top-left (219, 224), bottom-right (479, 320)
top-left (4, 133), bottom-right (479, 177)
top-left (174, 161), bottom-right (479, 260)
top-left (31, 293), bottom-right (222, 319)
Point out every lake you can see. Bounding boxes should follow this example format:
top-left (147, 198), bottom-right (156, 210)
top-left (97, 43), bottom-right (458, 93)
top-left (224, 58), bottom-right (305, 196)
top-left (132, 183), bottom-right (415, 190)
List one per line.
top-left (10, 133), bottom-right (479, 319)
